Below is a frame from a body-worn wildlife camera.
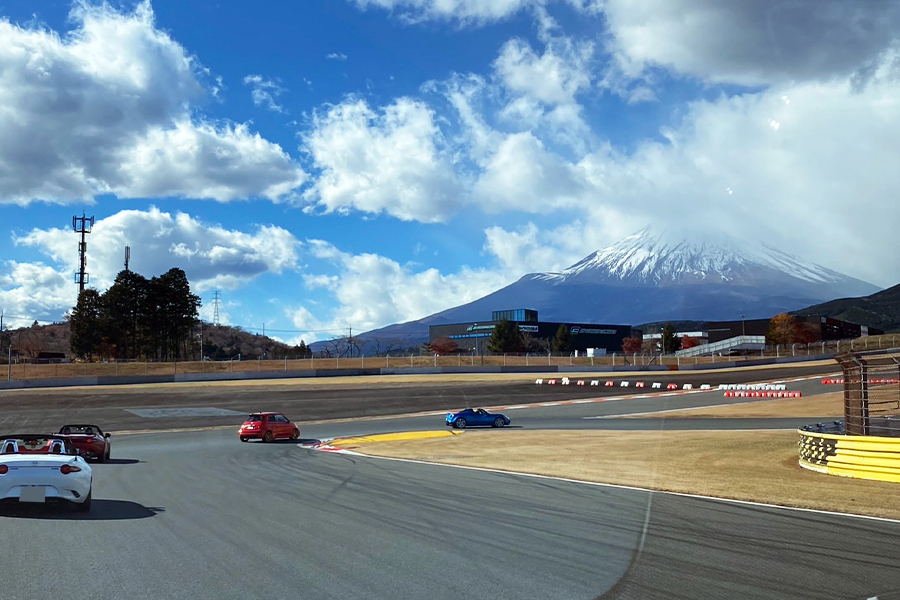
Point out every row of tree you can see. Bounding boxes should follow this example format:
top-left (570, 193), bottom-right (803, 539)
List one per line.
top-left (69, 268), bottom-right (200, 361)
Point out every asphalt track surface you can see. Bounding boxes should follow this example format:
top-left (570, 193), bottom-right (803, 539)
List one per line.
top-left (0, 363), bottom-right (838, 433)
top-left (5, 362), bottom-right (898, 599)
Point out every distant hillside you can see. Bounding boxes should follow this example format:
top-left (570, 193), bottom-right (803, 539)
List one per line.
top-left (2, 321), bottom-right (309, 360)
top-left (791, 282), bottom-right (900, 333)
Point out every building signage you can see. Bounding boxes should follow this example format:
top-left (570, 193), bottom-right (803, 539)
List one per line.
top-left (517, 325), bottom-right (539, 333)
top-left (570, 327), bottom-right (617, 335)
top-left (466, 324), bottom-right (496, 332)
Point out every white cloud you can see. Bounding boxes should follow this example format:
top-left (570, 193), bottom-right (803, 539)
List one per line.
top-left (326, 52), bottom-right (348, 61)
top-left (350, 0), bottom-right (532, 23)
top-left (302, 97), bottom-right (464, 222)
top-left (243, 74), bottom-right (286, 112)
top-left (494, 37), bottom-right (592, 106)
top-left (0, 1), bottom-right (306, 205)
top-left (5, 207), bottom-right (303, 321)
top-left (350, 0), bottom-right (599, 24)
top-left (0, 262), bottom-right (73, 325)
top-left (289, 240), bottom-right (510, 340)
top-left (472, 131), bottom-right (585, 211)
top-left (601, 0), bottom-right (900, 86)
top-left (567, 67), bottom-right (900, 286)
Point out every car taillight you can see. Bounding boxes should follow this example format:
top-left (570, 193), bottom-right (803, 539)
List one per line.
top-left (60, 464), bottom-right (81, 475)
top-left (0, 465), bottom-right (8, 475)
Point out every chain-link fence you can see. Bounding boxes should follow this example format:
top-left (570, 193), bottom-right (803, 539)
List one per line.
top-left (837, 351), bottom-right (900, 437)
top-left (2, 334), bottom-right (898, 382)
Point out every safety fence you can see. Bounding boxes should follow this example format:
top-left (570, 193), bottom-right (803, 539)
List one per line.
top-left (836, 351), bottom-right (900, 437)
top-left (798, 427), bottom-right (900, 483)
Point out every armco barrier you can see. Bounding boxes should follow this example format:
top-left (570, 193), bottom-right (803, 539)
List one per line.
top-left (798, 428), bottom-right (900, 483)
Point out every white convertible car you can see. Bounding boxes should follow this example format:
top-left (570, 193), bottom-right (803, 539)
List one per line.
top-left (0, 434), bottom-right (93, 512)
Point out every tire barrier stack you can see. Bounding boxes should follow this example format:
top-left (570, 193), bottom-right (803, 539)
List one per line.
top-left (799, 425), bottom-right (900, 483)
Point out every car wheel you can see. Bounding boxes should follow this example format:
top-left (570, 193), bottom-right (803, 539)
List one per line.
top-left (105, 446), bottom-right (111, 461)
top-left (290, 429), bottom-right (300, 440)
top-left (263, 430), bottom-right (274, 443)
top-left (240, 437), bottom-right (248, 443)
top-left (493, 417), bottom-right (505, 428)
top-left (455, 418), bottom-right (466, 429)
top-left (97, 447), bottom-right (106, 463)
top-left (76, 489), bottom-right (92, 513)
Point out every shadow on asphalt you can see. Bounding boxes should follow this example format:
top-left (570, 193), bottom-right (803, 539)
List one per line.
top-left (246, 438), bottom-right (321, 445)
top-left (0, 499), bottom-right (164, 520)
top-left (97, 458), bottom-right (142, 465)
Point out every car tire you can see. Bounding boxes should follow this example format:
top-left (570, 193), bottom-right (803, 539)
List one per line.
top-left (240, 437), bottom-right (248, 443)
top-left (263, 430), bottom-right (274, 443)
top-left (455, 418), bottom-right (466, 429)
top-left (76, 489), bottom-right (92, 513)
top-left (97, 448), bottom-right (106, 463)
top-left (290, 429), bottom-right (300, 440)
top-left (105, 446), bottom-right (111, 461)
top-left (493, 417), bottom-right (505, 428)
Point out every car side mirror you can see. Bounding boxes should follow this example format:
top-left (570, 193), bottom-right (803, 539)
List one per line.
top-left (104, 433), bottom-right (111, 438)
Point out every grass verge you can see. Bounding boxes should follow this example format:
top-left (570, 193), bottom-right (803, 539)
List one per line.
top-left (362, 430), bottom-right (900, 520)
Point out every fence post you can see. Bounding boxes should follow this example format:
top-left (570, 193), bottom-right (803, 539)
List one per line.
top-left (362, 354), bottom-right (365, 368)
top-left (525, 354), bottom-right (529, 367)
top-left (504, 354), bottom-right (506, 366)
top-left (458, 354), bottom-right (461, 366)
top-left (434, 354), bottom-right (437, 367)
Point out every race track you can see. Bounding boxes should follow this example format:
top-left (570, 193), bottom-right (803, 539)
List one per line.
top-left (4, 363), bottom-right (898, 600)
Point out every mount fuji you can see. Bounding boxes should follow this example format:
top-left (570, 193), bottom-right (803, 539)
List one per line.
top-left (345, 227), bottom-right (880, 347)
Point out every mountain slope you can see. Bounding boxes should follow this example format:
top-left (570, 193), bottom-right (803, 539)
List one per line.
top-left (791, 282), bottom-right (900, 333)
top-left (345, 226), bottom-right (881, 347)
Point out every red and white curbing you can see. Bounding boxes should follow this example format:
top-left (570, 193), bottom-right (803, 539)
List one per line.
top-left (536, 378), bottom-right (714, 391)
top-left (724, 390), bottom-right (801, 398)
top-left (823, 377), bottom-right (899, 384)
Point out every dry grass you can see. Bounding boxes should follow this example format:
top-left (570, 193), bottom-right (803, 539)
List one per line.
top-left (364, 430), bottom-right (900, 520)
top-left (626, 391), bottom-right (844, 419)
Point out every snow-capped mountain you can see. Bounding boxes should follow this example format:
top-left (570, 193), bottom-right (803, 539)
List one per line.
top-left (535, 226), bottom-right (865, 290)
top-left (337, 227), bottom-right (881, 349)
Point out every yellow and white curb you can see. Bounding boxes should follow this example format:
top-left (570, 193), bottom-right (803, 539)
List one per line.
top-left (315, 430), bottom-right (463, 452)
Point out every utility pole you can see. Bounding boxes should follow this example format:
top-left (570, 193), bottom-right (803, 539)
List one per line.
top-left (72, 213), bottom-right (95, 294)
top-left (349, 327), bottom-right (352, 359)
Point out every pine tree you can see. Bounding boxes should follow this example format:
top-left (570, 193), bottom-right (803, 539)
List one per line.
top-left (552, 324), bottom-right (573, 354)
top-left (487, 320), bottom-right (522, 354)
top-left (661, 323), bottom-right (681, 353)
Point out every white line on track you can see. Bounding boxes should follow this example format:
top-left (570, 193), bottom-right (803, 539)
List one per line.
top-left (332, 450), bottom-right (900, 525)
top-left (584, 401), bottom-right (748, 419)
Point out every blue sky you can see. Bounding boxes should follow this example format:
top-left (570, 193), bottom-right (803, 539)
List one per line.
top-left (1, 0), bottom-right (899, 342)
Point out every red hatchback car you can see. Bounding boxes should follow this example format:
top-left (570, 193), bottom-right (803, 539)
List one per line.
top-left (58, 424), bottom-right (111, 462)
top-left (239, 413), bottom-right (300, 443)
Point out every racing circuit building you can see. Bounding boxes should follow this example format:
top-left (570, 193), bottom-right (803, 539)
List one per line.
top-left (428, 309), bottom-right (635, 355)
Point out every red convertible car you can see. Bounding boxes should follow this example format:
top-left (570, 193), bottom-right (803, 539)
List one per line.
top-left (58, 424), bottom-right (111, 462)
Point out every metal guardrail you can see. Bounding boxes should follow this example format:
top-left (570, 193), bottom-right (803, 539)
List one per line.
top-left (675, 335), bottom-right (766, 357)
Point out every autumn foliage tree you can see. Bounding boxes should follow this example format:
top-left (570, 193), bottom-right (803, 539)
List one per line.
top-left (426, 337), bottom-right (459, 355)
top-left (681, 335), bottom-right (701, 350)
top-left (621, 336), bottom-right (643, 354)
top-left (767, 313), bottom-right (796, 345)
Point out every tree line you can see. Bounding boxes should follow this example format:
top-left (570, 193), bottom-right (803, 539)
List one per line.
top-left (69, 268), bottom-right (200, 361)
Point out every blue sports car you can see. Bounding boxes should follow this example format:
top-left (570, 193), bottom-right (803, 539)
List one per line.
top-left (445, 408), bottom-right (510, 429)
